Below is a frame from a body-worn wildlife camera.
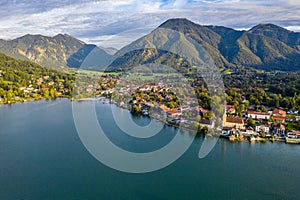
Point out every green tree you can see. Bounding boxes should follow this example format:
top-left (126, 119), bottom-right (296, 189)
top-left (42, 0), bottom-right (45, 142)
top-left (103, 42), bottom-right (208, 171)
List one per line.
top-left (247, 117), bottom-right (255, 128)
top-left (131, 104), bottom-right (141, 114)
top-left (44, 90), bottom-right (50, 99)
top-left (49, 88), bottom-right (57, 99)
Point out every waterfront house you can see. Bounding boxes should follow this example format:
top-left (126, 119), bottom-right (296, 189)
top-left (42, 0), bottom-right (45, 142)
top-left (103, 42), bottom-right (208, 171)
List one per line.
top-left (273, 124), bottom-right (285, 135)
top-left (224, 116), bottom-right (245, 130)
top-left (287, 130), bottom-right (300, 137)
top-left (245, 127), bottom-right (255, 135)
top-left (200, 119), bottom-right (213, 129)
top-left (255, 124), bottom-right (270, 134)
top-left (165, 108), bottom-right (182, 118)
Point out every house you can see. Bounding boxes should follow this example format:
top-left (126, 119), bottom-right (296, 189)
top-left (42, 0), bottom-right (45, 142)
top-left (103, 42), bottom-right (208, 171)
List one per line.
top-left (165, 108), bottom-right (182, 118)
top-left (274, 116), bottom-right (285, 123)
top-left (247, 110), bottom-right (270, 120)
top-left (285, 117), bottom-right (294, 122)
top-left (48, 81), bottom-right (55, 86)
top-left (255, 124), bottom-right (270, 133)
top-left (272, 108), bottom-right (286, 117)
top-left (200, 119), bottom-right (213, 128)
top-left (226, 105), bottom-right (235, 114)
top-left (287, 130), bottom-right (300, 137)
top-left (224, 116), bottom-right (245, 130)
top-left (196, 106), bottom-right (210, 115)
top-left (245, 127), bottom-right (255, 135)
top-left (273, 124), bottom-right (285, 135)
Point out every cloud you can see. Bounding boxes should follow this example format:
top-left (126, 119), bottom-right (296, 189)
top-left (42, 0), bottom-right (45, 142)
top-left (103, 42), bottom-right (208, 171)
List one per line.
top-left (0, 0), bottom-right (299, 48)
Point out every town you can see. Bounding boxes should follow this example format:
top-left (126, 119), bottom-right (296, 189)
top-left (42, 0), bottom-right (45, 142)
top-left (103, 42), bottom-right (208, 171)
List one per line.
top-left (81, 73), bottom-right (300, 144)
top-left (1, 68), bottom-right (300, 144)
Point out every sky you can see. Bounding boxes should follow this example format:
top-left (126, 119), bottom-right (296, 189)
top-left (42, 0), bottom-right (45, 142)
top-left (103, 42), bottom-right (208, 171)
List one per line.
top-left (1, 0), bottom-right (300, 48)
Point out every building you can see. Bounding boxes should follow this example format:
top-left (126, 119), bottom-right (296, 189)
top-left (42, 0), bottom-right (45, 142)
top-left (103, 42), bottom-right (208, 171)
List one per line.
top-left (224, 116), bottom-right (245, 130)
top-left (165, 108), bottom-right (182, 118)
top-left (273, 124), bottom-right (285, 135)
top-left (272, 108), bottom-right (286, 123)
top-left (247, 110), bottom-right (271, 120)
top-left (287, 130), bottom-right (300, 139)
top-left (226, 105), bottom-right (236, 114)
top-left (274, 116), bottom-right (285, 123)
top-left (255, 124), bottom-right (270, 133)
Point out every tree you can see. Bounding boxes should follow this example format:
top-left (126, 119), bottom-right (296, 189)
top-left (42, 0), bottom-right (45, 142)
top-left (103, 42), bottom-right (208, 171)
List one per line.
top-left (196, 115), bottom-right (202, 122)
top-left (247, 117), bottom-right (255, 128)
top-left (166, 102), bottom-right (175, 109)
top-left (268, 116), bottom-right (275, 123)
top-left (44, 90), bottom-right (49, 99)
top-left (203, 112), bottom-right (213, 120)
top-left (6, 90), bottom-right (14, 102)
top-left (49, 88), bottom-right (57, 99)
top-left (201, 126), bottom-right (209, 134)
top-left (131, 104), bottom-right (141, 114)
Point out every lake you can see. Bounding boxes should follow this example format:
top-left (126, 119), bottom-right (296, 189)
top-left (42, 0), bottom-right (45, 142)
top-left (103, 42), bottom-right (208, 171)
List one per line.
top-left (0, 99), bottom-right (299, 199)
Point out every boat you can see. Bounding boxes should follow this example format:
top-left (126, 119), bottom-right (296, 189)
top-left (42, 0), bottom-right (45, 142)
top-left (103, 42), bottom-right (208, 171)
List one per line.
top-left (285, 131), bottom-right (300, 144)
top-left (285, 137), bottom-right (300, 144)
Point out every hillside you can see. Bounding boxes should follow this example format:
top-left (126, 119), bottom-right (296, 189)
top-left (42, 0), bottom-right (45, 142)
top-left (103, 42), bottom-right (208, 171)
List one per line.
top-left (0, 52), bottom-right (74, 103)
top-left (0, 34), bottom-right (110, 69)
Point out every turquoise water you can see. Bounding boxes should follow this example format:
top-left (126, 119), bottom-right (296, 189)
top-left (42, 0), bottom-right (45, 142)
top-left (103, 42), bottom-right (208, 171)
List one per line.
top-left (0, 99), bottom-right (299, 199)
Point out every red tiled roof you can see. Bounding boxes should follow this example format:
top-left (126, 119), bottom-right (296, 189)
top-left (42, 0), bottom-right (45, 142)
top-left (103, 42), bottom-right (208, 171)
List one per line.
top-left (247, 110), bottom-right (270, 116)
top-left (274, 116), bottom-right (285, 122)
top-left (226, 116), bottom-right (244, 124)
top-left (226, 105), bottom-right (234, 109)
top-left (273, 108), bottom-right (286, 116)
top-left (197, 106), bottom-right (210, 114)
top-left (165, 109), bottom-right (181, 114)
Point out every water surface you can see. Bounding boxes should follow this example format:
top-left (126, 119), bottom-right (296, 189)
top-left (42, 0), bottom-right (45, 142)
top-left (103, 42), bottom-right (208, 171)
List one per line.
top-left (0, 99), bottom-right (299, 199)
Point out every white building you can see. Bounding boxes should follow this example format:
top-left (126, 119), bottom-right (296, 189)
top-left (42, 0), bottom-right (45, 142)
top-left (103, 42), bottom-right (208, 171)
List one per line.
top-left (255, 124), bottom-right (270, 133)
top-left (247, 110), bottom-right (271, 120)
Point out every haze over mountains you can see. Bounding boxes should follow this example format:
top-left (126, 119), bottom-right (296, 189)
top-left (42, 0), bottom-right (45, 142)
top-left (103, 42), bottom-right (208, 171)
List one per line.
top-left (1, 18), bottom-right (300, 71)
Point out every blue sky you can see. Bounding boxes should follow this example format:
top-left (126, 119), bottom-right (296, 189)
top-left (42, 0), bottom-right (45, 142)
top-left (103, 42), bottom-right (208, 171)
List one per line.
top-left (1, 0), bottom-right (300, 48)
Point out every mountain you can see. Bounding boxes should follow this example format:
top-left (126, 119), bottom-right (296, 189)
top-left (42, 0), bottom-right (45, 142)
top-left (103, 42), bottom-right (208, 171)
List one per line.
top-left (249, 23), bottom-right (300, 49)
top-left (0, 34), bottom-right (111, 69)
top-left (107, 18), bottom-right (300, 72)
top-left (1, 19), bottom-right (300, 72)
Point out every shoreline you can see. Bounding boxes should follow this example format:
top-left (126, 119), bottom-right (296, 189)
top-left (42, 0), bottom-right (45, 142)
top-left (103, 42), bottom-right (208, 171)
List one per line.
top-left (1, 97), bottom-right (298, 145)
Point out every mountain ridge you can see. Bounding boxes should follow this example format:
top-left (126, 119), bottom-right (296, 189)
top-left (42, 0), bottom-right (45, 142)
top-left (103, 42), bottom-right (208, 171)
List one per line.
top-left (107, 18), bottom-right (300, 72)
top-left (1, 18), bottom-right (300, 71)
top-left (0, 33), bottom-right (110, 69)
